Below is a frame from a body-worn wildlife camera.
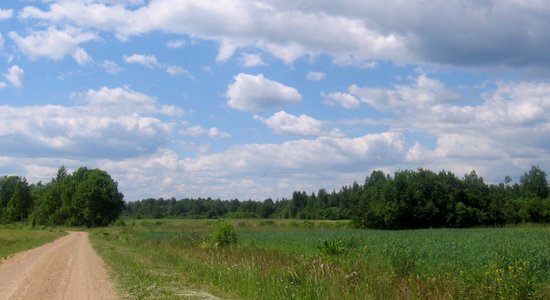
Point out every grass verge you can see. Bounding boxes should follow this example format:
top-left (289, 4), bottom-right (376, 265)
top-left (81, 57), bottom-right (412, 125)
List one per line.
top-left (0, 227), bottom-right (66, 259)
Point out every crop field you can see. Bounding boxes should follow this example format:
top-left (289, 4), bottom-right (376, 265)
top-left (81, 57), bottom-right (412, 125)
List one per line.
top-left (91, 219), bottom-right (550, 299)
top-left (0, 227), bottom-right (66, 259)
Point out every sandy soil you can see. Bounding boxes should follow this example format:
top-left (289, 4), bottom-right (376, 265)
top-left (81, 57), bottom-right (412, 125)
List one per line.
top-left (0, 231), bottom-right (118, 300)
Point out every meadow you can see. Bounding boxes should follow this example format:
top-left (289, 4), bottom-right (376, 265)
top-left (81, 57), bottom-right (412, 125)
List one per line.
top-left (0, 226), bottom-right (66, 259)
top-left (90, 219), bottom-right (550, 299)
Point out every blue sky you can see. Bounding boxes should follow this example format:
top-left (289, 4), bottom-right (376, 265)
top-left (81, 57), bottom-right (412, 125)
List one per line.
top-left (1, 0), bottom-right (550, 201)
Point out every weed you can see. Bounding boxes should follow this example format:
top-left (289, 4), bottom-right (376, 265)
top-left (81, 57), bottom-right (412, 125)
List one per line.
top-left (318, 238), bottom-right (347, 256)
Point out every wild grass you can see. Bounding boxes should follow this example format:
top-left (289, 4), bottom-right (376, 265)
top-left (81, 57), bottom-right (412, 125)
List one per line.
top-left (91, 219), bottom-right (550, 299)
top-left (0, 226), bottom-right (66, 259)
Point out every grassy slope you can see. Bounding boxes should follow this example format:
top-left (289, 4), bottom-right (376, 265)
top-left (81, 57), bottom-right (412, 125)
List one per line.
top-left (0, 227), bottom-right (66, 259)
top-left (91, 219), bottom-right (550, 299)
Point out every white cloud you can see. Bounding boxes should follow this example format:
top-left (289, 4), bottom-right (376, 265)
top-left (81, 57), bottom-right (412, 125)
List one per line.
top-left (101, 60), bottom-right (123, 74)
top-left (166, 39), bottom-right (185, 48)
top-left (306, 71), bottom-right (326, 81)
top-left (181, 132), bottom-right (406, 176)
top-left (180, 125), bottom-right (231, 139)
top-left (0, 9), bottom-right (13, 20)
top-left (75, 86), bottom-right (183, 117)
top-left (94, 131), bottom-right (404, 200)
top-left (20, 1), bottom-right (550, 68)
top-left (322, 92), bottom-right (360, 109)
top-left (0, 86), bottom-right (183, 160)
top-left (98, 0), bottom-right (144, 6)
top-left (124, 53), bottom-right (192, 78)
top-left (123, 54), bottom-right (160, 68)
top-left (165, 65), bottom-right (193, 79)
top-left (226, 73), bottom-right (302, 112)
top-left (0, 82), bottom-right (6, 89)
top-left (349, 73), bottom-right (459, 113)
top-left (73, 47), bottom-right (92, 65)
top-left (3, 65), bottom-right (24, 89)
top-left (331, 74), bottom-right (550, 184)
top-left (240, 53), bottom-right (267, 67)
top-left (18, 0), bottom-right (408, 65)
top-left (255, 111), bottom-right (323, 137)
top-left (9, 27), bottom-right (97, 63)
top-left (0, 105), bottom-right (173, 159)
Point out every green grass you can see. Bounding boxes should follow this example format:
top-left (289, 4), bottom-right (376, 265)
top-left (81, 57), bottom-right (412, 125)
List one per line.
top-left (91, 219), bottom-right (550, 299)
top-left (0, 226), bottom-right (66, 259)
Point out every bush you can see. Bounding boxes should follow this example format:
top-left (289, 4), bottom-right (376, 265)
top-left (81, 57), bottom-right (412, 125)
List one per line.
top-left (210, 221), bottom-right (237, 248)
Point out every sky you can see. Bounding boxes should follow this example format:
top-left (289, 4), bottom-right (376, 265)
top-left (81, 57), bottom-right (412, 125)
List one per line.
top-left (1, 0), bottom-right (550, 201)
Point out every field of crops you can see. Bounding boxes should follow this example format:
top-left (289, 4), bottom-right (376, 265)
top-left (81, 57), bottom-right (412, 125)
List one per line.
top-left (91, 219), bottom-right (550, 299)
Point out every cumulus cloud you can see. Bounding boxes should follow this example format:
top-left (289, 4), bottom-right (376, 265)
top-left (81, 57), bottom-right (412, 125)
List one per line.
top-left (0, 86), bottom-right (183, 159)
top-left (124, 53), bottom-right (192, 78)
top-left (322, 92), bottom-right (360, 109)
top-left (73, 47), bottom-right (92, 65)
top-left (240, 53), bottom-right (267, 67)
top-left (123, 54), bottom-right (160, 68)
top-left (3, 65), bottom-right (24, 89)
top-left (180, 125), bottom-right (231, 139)
top-left (0, 105), bottom-right (173, 159)
top-left (328, 74), bottom-right (550, 182)
top-left (74, 86), bottom-right (183, 117)
top-left (0, 9), bottom-right (13, 20)
top-left (166, 39), bottom-right (185, 48)
top-left (101, 60), bottom-right (123, 74)
top-left (254, 111), bottom-right (325, 137)
top-left (18, 0), bottom-right (550, 68)
top-left (349, 73), bottom-right (459, 113)
top-left (9, 27), bottom-right (97, 63)
top-left (91, 132), bottom-right (407, 200)
top-left (165, 65), bottom-right (193, 78)
top-left (226, 73), bottom-right (302, 112)
top-left (181, 132), bottom-right (406, 177)
top-left (306, 71), bottom-right (326, 81)
top-left (18, 0), bottom-right (408, 65)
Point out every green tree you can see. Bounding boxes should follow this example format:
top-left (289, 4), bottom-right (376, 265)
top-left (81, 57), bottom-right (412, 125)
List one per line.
top-left (71, 168), bottom-right (125, 227)
top-left (520, 165), bottom-right (549, 199)
top-left (7, 178), bottom-right (32, 222)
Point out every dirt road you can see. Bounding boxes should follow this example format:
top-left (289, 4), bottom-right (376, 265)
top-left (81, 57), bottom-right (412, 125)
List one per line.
top-left (0, 231), bottom-right (118, 300)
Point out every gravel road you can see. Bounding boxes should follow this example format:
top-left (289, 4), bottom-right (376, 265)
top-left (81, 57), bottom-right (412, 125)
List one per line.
top-left (0, 231), bottom-right (118, 300)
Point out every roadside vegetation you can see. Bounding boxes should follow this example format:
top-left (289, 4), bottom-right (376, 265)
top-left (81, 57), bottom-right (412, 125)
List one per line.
top-left (91, 219), bottom-right (550, 299)
top-left (0, 226), bottom-right (66, 259)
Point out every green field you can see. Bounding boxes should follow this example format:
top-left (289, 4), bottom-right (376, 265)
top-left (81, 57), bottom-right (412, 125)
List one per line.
top-left (0, 227), bottom-right (66, 259)
top-left (91, 219), bottom-right (550, 299)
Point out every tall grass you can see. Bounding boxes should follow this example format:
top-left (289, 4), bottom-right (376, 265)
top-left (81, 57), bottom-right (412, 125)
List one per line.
top-left (0, 227), bottom-right (66, 259)
top-left (91, 220), bottom-right (550, 299)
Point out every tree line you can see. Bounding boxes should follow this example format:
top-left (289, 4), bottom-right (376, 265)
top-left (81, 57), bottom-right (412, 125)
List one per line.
top-left (125, 166), bottom-right (550, 229)
top-left (0, 166), bottom-right (124, 227)
top-left (2, 165), bottom-right (549, 229)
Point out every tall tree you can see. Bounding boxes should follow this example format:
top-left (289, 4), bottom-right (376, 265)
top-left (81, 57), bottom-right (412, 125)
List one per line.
top-left (520, 165), bottom-right (549, 199)
top-left (6, 178), bottom-right (33, 223)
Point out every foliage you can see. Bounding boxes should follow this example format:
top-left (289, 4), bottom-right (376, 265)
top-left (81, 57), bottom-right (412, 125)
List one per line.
top-left (122, 165), bottom-right (550, 229)
top-left (90, 219), bottom-right (550, 299)
top-left (0, 166), bottom-right (124, 227)
top-left (209, 220), bottom-right (238, 248)
top-left (318, 238), bottom-right (347, 256)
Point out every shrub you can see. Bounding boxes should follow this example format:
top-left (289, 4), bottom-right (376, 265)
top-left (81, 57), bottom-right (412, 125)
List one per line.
top-left (210, 221), bottom-right (237, 248)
